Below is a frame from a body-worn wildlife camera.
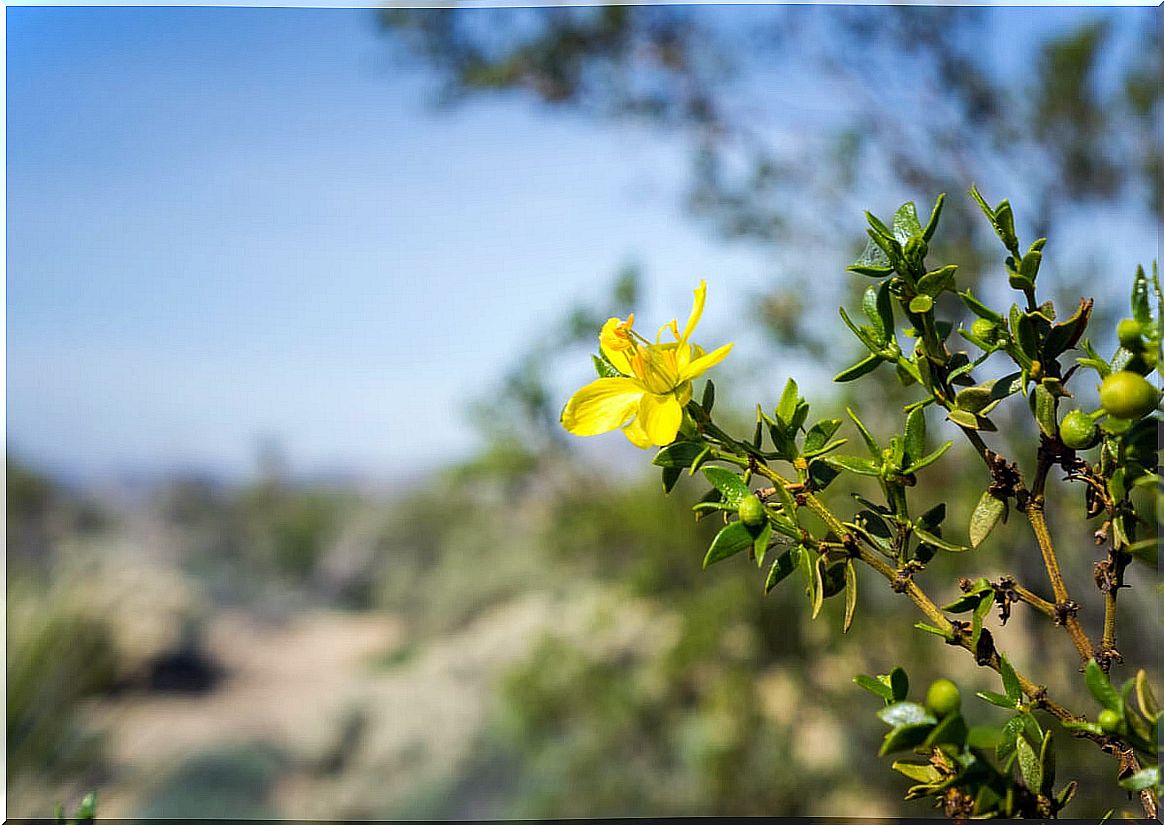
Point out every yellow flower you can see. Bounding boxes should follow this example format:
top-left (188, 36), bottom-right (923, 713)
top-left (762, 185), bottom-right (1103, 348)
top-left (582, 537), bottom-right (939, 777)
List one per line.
top-left (561, 280), bottom-right (733, 448)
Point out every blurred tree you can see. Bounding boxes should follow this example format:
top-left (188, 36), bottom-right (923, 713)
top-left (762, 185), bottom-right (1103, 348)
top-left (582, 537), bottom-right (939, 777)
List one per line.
top-left (379, 6), bottom-right (1159, 353)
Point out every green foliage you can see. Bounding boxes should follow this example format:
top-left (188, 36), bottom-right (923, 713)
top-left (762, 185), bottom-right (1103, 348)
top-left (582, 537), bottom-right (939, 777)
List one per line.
top-left (54, 792), bottom-right (96, 825)
top-left (564, 188), bottom-right (1160, 818)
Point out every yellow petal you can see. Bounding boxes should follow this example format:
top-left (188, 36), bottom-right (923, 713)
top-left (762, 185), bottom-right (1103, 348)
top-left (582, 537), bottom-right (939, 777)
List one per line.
top-left (599, 317), bottom-right (633, 374)
top-left (561, 378), bottom-right (644, 436)
top-left (638, 393), bottom-right (684, 446)
top-left (622, 416), bottom-right (653, 449)
top-left (680, 280), bottom-right (707, 342)
top-left (680, 341), bottom-right (733, 382)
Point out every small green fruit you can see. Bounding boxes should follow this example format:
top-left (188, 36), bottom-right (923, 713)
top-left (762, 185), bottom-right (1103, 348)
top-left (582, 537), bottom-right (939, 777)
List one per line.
top-left (738, 494), bottom-right (766, 527)
top-left (1117, 318), bottom-right (1144, 349)
top-left (1059, 409), bottom-right (1100, 450)
top-left (1097, 708), bottom-right (1122, 734)
top-left (970, 318), bottom-right (998, 344)
top-left (925, 678), bottom-right (961, 719)
top-left (1099, 371), bottom-right (1160, 420)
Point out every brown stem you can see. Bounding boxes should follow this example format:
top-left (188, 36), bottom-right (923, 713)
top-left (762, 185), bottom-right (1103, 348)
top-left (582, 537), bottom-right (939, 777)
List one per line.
top-left (955, 426), bottom-right (1096, 663)
top-left (1009, 581), bottom-right (1057, 620)
top-left (1025, 497), bottom-right (1094, 662)
top-left (744, 456), bottom-right (1145, 809)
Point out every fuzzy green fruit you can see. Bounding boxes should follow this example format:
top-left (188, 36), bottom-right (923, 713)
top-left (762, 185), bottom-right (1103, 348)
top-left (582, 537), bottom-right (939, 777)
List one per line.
top-left (970, 318), bottom-right (999, 344)
top-left (1099, 371), bottom-right (1160, 420)
top-left (1097, 708), bottom-right (1122, 735)
top-left (1117, 318), bottom-right (1144, 349)
top-left (738, 494), bottom-right (766, 527)
top-left (925, 678), bottom-right (961, 719)
top-left (1059, 409), bottom-right (1100, 450)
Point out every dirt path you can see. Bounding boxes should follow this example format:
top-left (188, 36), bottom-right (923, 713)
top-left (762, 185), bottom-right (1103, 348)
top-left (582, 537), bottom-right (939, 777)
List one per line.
top-left (82, 587), bottom-right (678, 819)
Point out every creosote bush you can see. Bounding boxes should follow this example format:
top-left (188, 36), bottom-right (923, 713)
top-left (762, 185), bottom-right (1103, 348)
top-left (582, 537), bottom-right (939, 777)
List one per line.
top-left (561, 187), bottom-right (1160, 819)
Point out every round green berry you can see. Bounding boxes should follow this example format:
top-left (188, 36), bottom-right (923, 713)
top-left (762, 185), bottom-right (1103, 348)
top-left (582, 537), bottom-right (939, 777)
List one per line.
top-left (738, 494), bottom-right (766, 527)
top-left (1117, 318), bottom-right (1144, 349)
top-left (970, 318), bottom-right (998, 344)
top-left (1097, 708), bottom-right (1122, 735)
top-left (925, 678), bottom-right (961, 719)
top-left (1099, 371), bottom-right (1160, 420)
top-left (1059, 409), bottom-right (1100, 451)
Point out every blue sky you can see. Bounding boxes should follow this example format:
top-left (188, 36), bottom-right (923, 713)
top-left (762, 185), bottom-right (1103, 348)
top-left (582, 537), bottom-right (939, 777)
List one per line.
top-left (6, 6), bottom-right (1152, 482)
top-left (8, 8), bottom-right (775, 480)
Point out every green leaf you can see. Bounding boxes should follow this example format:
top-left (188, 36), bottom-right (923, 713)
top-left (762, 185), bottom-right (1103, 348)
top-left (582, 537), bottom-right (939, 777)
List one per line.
top-left (768, 514), bottom-right (800, 541)
top-left (955, 384), bottom-right (997, 414)
top-left (776, 378), bottom-right (799, 428)
top-left (839, 305), bottom-right (883, 352)
top-left (908, 295), bottom-right (933, 314)
top-left (661, 466), bottom-right (682, 494)
top-left (702, 467), bottom-right (750, 507)
top-left (1119, 767), bottom-right (1159, 792)
top-left (947, 408), bottom-right (996, 431)
top-left (942, 588), bottom-right (991, 614)
top-left (1055, 781), bottom-right (1078, 811)
top-left (592, 353), bottom-right (622, 378)
top-left (810, 554), bottom-right (825, 618)
top-left (1015, 311), bottom-right (1040, 360)
top-left (701, 379), bottom-right (716, 414)
top-left (917, 502), bottom-right (946, 532)
top-left (804, 419), bottom-right (843, 454)
top-left (855, 674), bottom-right (893, 702)
top-left (850, 235), bottom-right (894, 277)
top-left (703, 521), bottom-right (754, 568)
top-left (1044, 298), bottom-right (1092, 358)
top-left (866, 209), bottom-right (896, 243)
top-left (797, 544), bottom-right (817, 610)
top-left (1032, 384), bottom-right (1057, 438)
top-left (978, 690), bottom-right (1018, 710)
top-left (880, 723), bottom-right (935, 756)
top-left (843, 560), bottom-right (858, 633)
top-left (890, 667), bottom-right (910, 703)
top-left (967, 725), bottom-right (1002, 750)
top-left (892, 201), bottom-right (923, 244)
top-left (1135, 669), bottom-right (1159, 718)
top-left (75, 792), bottom-right (97, 822)
top-left (1000, 654), bottom-right (1022, 703)
top-left (846, 407), bottom-right (881, 457)
top-left (822, 454), bottom-right (881, 477)
top-left (1039, 730), bottom-right (1055, 794)
top-left (751, 521), bottom-right (773, 566)
top-left (997, 715), bottom-right (1024, 761)
top-left (1131, 264), bottom-right (1152, 325)
top-left (969, 491), bottom-right (1007, 548)
top-left (1015, 734), bottom-right (1042, 792)
top-left (959, 288), bottom-right (1005, 323)
top-left (922, 193), bottom-right (945, 241)
top-left (878, 701), bottom-right (937, 727)
top-left (1085, 658), bottom-right (1124, 713)
top-left (893, 761), bottom-right (942, 784)
top-left (925, 712), bottom-right (968, 748)
top-left (862, 284), bottom-right (890, 345)
top-left (903, 440), bottom-right (952, 475)
top-left (913, 526), bottom-right (968, 553)
top-left (903, 406), bottom-right (926, 464)
top-left (764, 549), bottom-right (797, 593)
top-left (687, 444), bottom-right (714, 476)
top-left (918, 263), bottom-right (957, 297)
top-left (973, 785), bottom-right (1002, 816)
top-left (834, 353), bottom-right (883, 383)
top-left (993, 200), bottom-right (1018, 254)
top-left (915, 622), bottom-right (949, 639)
top-left (652, 441), bottom-right (707, 469)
